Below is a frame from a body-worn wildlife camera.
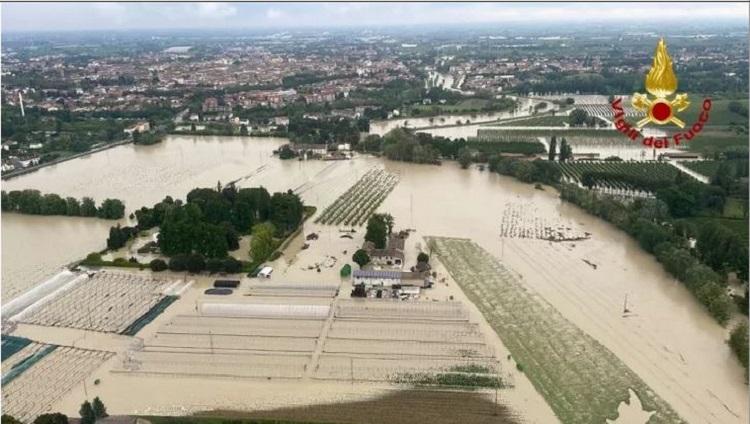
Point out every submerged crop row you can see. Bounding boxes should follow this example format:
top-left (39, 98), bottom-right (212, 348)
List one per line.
top-left (315, 168), bottom-right (399, 226)
top-left (426, 236), bottom-right (683, 424)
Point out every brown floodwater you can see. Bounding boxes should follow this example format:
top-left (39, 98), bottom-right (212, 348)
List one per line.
top-left (1, 134), bottom-right (746, 423)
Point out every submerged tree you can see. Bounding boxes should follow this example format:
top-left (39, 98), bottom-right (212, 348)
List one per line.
top-left (79, 401), bottom-right (94, 424)
top-left (458, 147), bottom-right (473, 169)
top-left (92, 397), bottom-right (108, 419)
top-left (365, 214), bottom-right (390, 249)
top-left (33, 414), bottom-right (68, 424)
top-left (558, 138), bottom-right (572, 162)
top-left (352, 249), bottom-right (370, 268)
top-left (548, 136), bottom-right (557, 161)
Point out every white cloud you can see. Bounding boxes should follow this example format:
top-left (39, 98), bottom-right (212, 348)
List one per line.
top-left (1, 2), bottom-right (747, 32)
top-left (265, 8), bottom-right (284, 20)
top-left (194, 2), bottom-right (237, 19)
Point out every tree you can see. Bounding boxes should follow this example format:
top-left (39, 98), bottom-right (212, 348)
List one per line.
top-left (417, 252), bottom-right (429, 263)
top-left (79, 401), bottom-right (95, 424)
top-left (107, 225), bottom-right (136, 250)
top-left (186, 253), bottom-right (206, 274)
top-left (270, 191), bottom-right (304, 234)
top-left (381, 213), bottom-right (395, 235)
top-left (149, 259), bottom-right (168, 272)
top-left (33, 414), bottom-right (68, 424)
top-left (65, 197), bottom-right (81, 216)
top-left (352, 249), bottom-right (370, 268)
top-left (80, 197), bottom-right (98, 216)
top-left (223, 256), bottom-right (242, 273)
top-left (568, 109), bottom-right (589, 127)
top-left (729, 321), bottom-right (749, 370)
top-left (558, 138), bottom-right (572, 162)
top-left (278, 144), bottom-right (297, 160)
top-left (97, 198), bottom-right (126, 219)
top-left (206, 258), bottom-right (224, 273)
top-left (548, 136), bottom-right (557, 161)
top-left (365, 214), bottom-right (388, 249)
top-left (168, 254), bottom-right (190, 272)
top-left (2, 415), bottom-right (22, 424)
top-left (250, 222), bottom-right (276, 263)
top-left (92, 397), bottom-right (108, 419)
top-left (239, 124), bottom-right (248, 136)
top-left (457, 147), bottom-right (473, 169)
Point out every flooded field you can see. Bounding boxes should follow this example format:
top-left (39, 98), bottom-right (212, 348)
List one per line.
top-left (369, 97), bottom-right (546, 138)
top-left (1, 135), bottom-right (370, 303)
top-left (2, 135), bottom-right (747, 423)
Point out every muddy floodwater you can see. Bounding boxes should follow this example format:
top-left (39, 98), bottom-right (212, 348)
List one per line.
top-left (2, 134), bottom-right (747, 423)
top-left (369, 97), bottom-right (546, 138)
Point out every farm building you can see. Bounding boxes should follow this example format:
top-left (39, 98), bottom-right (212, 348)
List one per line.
top-left (363, 231), bottom-right (408, 268)
top-left (353, 270), bottom-right (401, 288)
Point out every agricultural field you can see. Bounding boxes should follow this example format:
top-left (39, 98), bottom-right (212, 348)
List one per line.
top-left (679, 158), bottom-right (748, 182)
top-left (678, 97), bottom-right (748, 127)
top-left (680, 160), bottom-right (721, 179)
top-left (475, 128), bottom-right (622, 141)
top-left (427, 237), bottom-right (682, 424)
top-left (560, 134), bottom-right (642, 148)
top-left (315, 167), bottom-right (399, 226)
top-left (469, 132), bottom-right (539, 143)
top-left (157, 390), bottom-right (522, 424)
top-left (16, 271), bottom-right (183, 334)
top-left (555, 161), bottom-right (684, 192)
top-left (495, 115), bottom-right (570, 127)
top-left (500, 201), bottom-right (590, 241)
top-left (2, 345), bottom-right (113, 422)
top-left (316, 300), bottom-right (500, 386)
top-left (682, 130), bottom-right (749, 154)
top-left (119, 310), bottom-right (323, 379)
top-left (119, 286), bottom-right (502, 391)
top-left (573, 103), bottom-right (639, 118)
top-left (411, 98), bottom-right (490, 114)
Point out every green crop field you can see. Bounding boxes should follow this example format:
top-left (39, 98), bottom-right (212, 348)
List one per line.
top-left (427, 237), bottom-right (683, 424)
top-left (680, 160), bottom-right (721, 178)
top-left (676, 97), bottom-right (748, 127)
top-left (555, 161), bottom-right (682, 191)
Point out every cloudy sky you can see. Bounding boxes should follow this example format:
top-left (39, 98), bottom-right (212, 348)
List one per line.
top-left (2, 2), bottom-right (748, 32)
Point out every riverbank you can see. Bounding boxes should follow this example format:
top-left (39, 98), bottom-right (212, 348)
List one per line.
top-left (1, 138), bottom-right (133, 181)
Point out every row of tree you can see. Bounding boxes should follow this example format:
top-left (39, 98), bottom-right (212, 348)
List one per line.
top-left (150, 254), bottom-right (243, 274)
top-left (2, 190), bottom-right (125, 219)
top-left (488, 156), bottom-right (561, 185)
top-left (548, 136), bottom-right (572, 162)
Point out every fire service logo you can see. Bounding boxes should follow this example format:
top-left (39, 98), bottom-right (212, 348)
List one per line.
top-left (610, 38), bottom-right (711, 149)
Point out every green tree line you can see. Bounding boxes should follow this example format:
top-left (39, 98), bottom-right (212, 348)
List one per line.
top-left (2, 190), bottom-right (125, 219)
